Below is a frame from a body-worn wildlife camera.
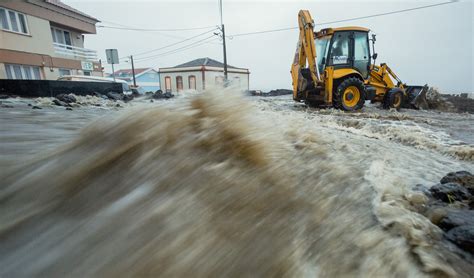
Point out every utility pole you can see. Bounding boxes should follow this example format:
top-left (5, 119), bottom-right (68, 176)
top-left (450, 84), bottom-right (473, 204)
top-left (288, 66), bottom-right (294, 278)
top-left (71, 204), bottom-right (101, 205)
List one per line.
top-left (111, 63), bottom-right (116, 82)
top-left (219, 0), bottom-right (228, 81)
top-left (130, 55), bottom-right (137, 87)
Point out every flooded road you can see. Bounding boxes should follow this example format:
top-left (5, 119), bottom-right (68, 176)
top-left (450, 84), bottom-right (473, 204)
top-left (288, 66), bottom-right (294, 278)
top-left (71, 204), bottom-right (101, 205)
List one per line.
top-left (1, 91), bottom-right (473, 277)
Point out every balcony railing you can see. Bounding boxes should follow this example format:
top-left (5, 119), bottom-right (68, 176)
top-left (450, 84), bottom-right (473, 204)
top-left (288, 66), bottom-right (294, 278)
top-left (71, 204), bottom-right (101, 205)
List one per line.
top-left (53, 43), bottom-right (98, 61)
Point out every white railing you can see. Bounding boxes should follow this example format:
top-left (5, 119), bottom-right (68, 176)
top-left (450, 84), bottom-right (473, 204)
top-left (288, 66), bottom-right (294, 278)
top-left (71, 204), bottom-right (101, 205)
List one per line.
top-left (53, 43), bottom-right (98, 61)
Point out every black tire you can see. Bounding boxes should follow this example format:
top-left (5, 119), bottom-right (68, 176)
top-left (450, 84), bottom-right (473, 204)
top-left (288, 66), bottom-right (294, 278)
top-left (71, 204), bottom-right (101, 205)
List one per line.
top-left (383, 89), bottom-right (404, 110)
top-left (333, 77), bottom-right (366, 111)
top-left (304, 100), bottom-right (319, 108)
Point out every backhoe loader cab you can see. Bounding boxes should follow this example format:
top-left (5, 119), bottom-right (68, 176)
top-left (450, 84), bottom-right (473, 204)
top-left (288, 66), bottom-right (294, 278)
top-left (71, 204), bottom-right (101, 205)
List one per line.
top-left (291, 10), bottom-right (421, 111)
top-left (315, 27), bottom-right (371, 79)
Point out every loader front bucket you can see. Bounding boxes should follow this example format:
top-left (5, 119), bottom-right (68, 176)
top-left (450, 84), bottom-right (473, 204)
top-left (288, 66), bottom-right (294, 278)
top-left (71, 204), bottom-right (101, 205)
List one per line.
top-left (404, 84), bottom-right (429, 109)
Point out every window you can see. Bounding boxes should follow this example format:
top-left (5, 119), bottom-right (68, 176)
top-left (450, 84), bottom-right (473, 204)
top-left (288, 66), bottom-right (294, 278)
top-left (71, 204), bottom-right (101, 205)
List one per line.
top-left (188, 75), bottom-right (196, 90)
top-left (0, 9), bottom-right (8, 30)
top-left (5, 64), bottom-right (42, 80)
top-left (0, 7), bottom-right (29, 34)
top-left (315, 36), bottom-right (330, 73)
top-left (18, 13), bottom-right (27, 33)
top-left (59, 68), bottom-right (71, 76)
top-left (176, 76), bottom-right (183, 92)
top-left (13, 65), bottom-right (23, 79)
top-left (354, 32), bottom-right (370, 78)
top-left (328, 32), bottom-right (350, 66)
top-left (165, 76), bottom-right (172, 93)
top-left (32, 67), bottom-right (41, 79)
top-left (51, 27), bottom-right (72, 49)
top-left (5, 65), bottom-right (13, 79)
top-left (8, 11), bottom-right (18, 32)
top-left (83, 71), bottom-right (91, 76)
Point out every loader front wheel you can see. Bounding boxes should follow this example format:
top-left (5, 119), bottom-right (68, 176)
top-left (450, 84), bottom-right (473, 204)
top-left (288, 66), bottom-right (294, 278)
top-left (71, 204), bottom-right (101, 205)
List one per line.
top-left (383, 89), bottom-right (404, 110)
top-left (334, 77), bottom-right (365, 111)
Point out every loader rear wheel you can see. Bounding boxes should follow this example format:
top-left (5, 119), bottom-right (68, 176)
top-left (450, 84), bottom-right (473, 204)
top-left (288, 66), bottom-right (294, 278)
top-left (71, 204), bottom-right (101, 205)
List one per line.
top-left (334, 77), bottom-right (365, 111)
top-left (383, 89), bottom-right (404, 110)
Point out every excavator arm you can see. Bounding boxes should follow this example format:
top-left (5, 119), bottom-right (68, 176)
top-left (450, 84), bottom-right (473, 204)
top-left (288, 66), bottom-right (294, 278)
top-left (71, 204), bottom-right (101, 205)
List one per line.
top-left (291, 10), bottom-right (321, 100)
top-left (381, 63), bottom-right (405, 90)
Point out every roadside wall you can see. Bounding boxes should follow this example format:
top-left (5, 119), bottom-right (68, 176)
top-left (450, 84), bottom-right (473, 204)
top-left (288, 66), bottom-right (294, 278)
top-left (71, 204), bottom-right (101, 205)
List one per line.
top-left (0, 79), bottom-right (123, 97)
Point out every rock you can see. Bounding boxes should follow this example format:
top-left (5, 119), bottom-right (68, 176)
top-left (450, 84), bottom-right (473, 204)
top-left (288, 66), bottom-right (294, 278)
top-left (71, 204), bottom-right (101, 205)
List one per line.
top-left (163, 92), bottom-right (174, 99)
top-left (440, 171), bottom-right (474, 194)
top-left (427, 207), bottom-right (449, 225)
top-left (115, 103), bottom-right (121, 107)
top-left (131, 89), bottom-right (140, 96)
top-left (445, 225), bottom-right (474, 253)
top-left (123, 94), bottom-right (134, 102)
top-left (413, 184), bottom-right (432, 197)
top-left (105, 91), bottom-right (123, 101)
top-left (152, 90), bottom-right (164, 99)
top-left (56, 94), bottom-right (76, 103)
top-left (52, 99), bottom-right (70, 107)
top-left (28, 103), bottom-right (32, 106)
top-left (150, 99), bottom-right (154, 103)
top-left (0, 94), bottom-right (8, 99)
top-left (151, 90), bottom-right (174, 99)
top-left (266, 89), bottom-right (293, 96)
top-left (66, 107), bottom-right (73, 111)
top-left (430, 182), bottom-right (471, 203)
top-left (248, 89), bottom-right (292, 97)
top-left (439, 210), bottom-right (474, 231)
top-left (32, 106), bottom-right (42, 109)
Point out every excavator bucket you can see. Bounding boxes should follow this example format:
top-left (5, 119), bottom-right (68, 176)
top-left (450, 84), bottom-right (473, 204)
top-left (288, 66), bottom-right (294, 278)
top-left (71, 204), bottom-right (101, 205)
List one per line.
top-left (404, 84), bottom-right (429, 109)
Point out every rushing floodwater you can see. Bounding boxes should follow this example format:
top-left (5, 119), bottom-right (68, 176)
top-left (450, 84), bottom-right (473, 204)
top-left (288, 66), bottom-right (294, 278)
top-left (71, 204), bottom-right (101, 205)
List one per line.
top-left (1, 91), bottom-right (473, 277)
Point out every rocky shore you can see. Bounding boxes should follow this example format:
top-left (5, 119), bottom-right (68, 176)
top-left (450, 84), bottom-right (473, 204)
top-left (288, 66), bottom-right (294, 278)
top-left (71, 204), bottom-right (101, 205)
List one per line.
top-left (414, 171), bottom-right (474, 255)
top-left (0, 90), bottom-right (177, 111)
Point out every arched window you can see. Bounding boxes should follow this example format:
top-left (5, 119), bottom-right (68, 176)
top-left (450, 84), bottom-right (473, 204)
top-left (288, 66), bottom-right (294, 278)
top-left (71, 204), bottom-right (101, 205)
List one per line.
top-left (165, 76), bottom-right (171, 93)
top-left (176, 76), bottom-right (183, 92)
top-left (188, 75), bottom-right (196, 90)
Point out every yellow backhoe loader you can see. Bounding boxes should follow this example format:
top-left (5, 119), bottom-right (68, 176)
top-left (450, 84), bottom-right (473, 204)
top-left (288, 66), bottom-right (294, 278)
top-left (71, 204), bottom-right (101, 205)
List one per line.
top-left (291, 10), bottom-right (426, 111)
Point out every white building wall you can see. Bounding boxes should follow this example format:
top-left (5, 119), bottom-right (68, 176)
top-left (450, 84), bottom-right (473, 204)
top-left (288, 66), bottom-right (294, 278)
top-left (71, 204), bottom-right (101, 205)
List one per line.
top-left (204, 71), bottom-right (249, 91)
top-left (0, 14), bottom-right (55, 56)
top-left (159, 71), bottom-right (203, 93)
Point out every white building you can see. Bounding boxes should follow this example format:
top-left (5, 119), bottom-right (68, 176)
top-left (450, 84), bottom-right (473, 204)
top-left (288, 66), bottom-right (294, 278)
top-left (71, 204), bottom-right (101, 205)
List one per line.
top-left (159, 57), bottom-right (249, 93)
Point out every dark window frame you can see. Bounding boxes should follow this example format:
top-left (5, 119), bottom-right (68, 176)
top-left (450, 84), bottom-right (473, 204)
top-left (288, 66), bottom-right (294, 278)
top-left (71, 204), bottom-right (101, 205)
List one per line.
top-left (176, 76), bottom-right (183, 92)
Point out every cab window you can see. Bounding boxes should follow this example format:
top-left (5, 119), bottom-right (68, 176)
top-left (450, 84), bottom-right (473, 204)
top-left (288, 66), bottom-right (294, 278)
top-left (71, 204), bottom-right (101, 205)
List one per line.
top-left (354, 32), bottom-right (370, 78)
top-left (328, 32), bottom-right (350, 66)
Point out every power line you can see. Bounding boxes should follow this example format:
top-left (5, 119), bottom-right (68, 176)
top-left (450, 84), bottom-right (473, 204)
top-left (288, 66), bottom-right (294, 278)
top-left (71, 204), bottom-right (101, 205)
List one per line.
top-left (99, 20), bottom-right (219, 45)
top-left (130, 28), bottom-right (218, 58)
top-left (97, 25), bottom-right (217, 32)
top-left (135, 38), bottom-right (221, 65)
top-left (134, 35), bottom-right (219, 62)
top-left (227, 0), bottom-right (458, 37)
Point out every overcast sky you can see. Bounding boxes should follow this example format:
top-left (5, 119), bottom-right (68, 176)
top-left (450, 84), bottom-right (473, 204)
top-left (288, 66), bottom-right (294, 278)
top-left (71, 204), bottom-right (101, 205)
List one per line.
top-left (65, 0), bottom-right (473, 93)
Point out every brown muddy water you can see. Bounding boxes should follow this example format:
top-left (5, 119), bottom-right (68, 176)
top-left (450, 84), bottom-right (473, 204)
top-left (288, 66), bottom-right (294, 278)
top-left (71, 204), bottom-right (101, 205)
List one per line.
top-left (1, 90), bottom-right (473, 277)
